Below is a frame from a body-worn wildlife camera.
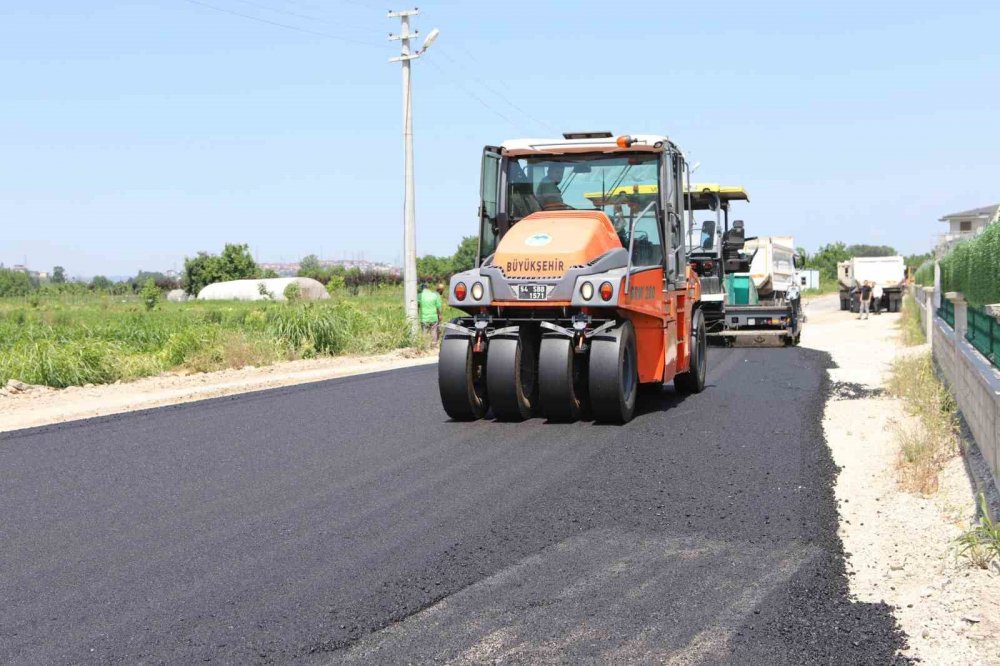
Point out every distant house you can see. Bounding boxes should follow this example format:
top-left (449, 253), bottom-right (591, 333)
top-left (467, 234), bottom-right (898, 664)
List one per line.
top-left (937, 203), bottom-right (999, 253)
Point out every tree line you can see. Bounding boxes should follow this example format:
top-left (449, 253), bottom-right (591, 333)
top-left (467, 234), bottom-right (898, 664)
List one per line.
top-left (416, 236), bottom-right (478, 283)
top-left (0, 265), bottom-right (180, 298)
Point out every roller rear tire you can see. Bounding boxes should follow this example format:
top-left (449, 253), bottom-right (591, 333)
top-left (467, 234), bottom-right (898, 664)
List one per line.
top-left (487, 327), bottom-right (539, 421)
top-left (674, 308), bottom-right (707, 394)
top-left (589, 321), bottom-right (638, 424)
top-left (438, 335), bottom-right (488, 420)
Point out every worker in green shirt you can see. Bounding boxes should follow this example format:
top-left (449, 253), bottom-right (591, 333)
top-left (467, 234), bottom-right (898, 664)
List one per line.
top-left (418, 282), bottom-right (443, 341)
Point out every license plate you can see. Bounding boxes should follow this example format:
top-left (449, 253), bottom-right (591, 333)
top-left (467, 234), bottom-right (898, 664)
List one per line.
top-left (518, 284), bottom-right (548, 300)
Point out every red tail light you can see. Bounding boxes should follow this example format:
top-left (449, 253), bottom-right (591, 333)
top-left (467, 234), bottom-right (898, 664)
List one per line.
top-left (599, 282), bottom-right (614, 301)
top-left (454, 282), bottom-right (467, 300)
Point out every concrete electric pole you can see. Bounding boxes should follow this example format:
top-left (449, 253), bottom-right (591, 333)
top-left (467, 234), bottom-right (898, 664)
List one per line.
top-left (388, 10), bottom-right (439, 334)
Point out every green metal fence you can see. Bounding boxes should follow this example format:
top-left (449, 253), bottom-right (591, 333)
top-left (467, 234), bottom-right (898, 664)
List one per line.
top-left (966, 306), bottom-right (1000, 370)
top-left (937, 299), bottom-right (955, 328)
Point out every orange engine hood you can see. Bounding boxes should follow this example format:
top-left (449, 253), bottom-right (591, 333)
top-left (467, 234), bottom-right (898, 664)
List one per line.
top-left (493, 211), bottom-right (622, 278)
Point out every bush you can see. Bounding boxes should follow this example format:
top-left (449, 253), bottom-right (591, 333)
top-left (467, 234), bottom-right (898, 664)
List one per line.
top-left (325, 275), bottom-right (345, 296)
top-left (0, 269), bottom-right (33, 297)
top-left (956, 493), bottom-right (1000, 569)
top-left (913, 260), bottom-right (934, 287)
top-left (283, 282), bottom-right (301, 302)
top-left (886, 352), bottom-right (958, 495)
top-left (90, 275), bottom-right (113, 291)
top-left (343, 269), bottom-right (401, 296)
top-left (937, 223), bottom-right (1000, 305)
top-left (140, 279), bottom-right (161, 311)
top-left (183, 243), bottom-right (262, 296)
top-left (899, 294), bottom-right (924, 346)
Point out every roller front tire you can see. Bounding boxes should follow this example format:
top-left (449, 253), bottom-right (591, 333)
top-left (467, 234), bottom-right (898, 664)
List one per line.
top-left (589, 321), bottom-right (638, 424)
top-left (538, 336), bottom-right (586, 421)
top-left (438, 335), bottom-right (488, 420)
top-left (487, 327), bottom-right (539, 421)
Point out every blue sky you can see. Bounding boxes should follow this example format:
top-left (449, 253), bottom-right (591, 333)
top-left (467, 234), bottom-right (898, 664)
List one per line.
top-left (2, 0), bottom-right (998, 277)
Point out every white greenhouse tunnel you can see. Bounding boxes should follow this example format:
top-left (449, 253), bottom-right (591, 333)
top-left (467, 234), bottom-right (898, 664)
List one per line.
top-left (197, 278), bottom-right (330, 301)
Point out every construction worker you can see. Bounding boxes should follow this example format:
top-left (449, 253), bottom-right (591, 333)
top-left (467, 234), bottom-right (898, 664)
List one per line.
top-left (537, 164), bottom-right (567, 210)
top-left (786, 279), bottom-right (801, 329)
top-left (872, 283), bottom-right (884, 315)
top-left (418, 282), bottom-right (443, 341)
top-left (858, 280), bottom-right (872, 320)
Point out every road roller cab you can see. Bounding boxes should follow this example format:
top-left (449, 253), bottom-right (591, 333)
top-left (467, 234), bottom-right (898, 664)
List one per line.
top-left (438, 132), bottom-right (707, 423)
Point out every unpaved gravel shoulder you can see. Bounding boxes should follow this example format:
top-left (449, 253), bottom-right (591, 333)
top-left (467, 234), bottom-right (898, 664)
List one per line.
top-left (0, 349), bottom-right (436, 433)
top-left (803, 295), bottom-right (1000, 665)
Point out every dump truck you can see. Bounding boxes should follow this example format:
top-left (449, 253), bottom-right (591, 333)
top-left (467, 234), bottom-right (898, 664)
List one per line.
top-left (714, 235), bottom-right (803, 346)
top-left (438, 132), bottom-right (707, 424)
top-left (744, 236), bottom-right (797, 297)
top-left (685, 184), bottom-right (750, 333)
top-left (837, 256), bottom-right (906, 313)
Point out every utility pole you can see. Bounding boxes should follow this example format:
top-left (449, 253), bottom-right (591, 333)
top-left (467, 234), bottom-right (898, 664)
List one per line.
top-left (388, 9), bottom-right (438, 334)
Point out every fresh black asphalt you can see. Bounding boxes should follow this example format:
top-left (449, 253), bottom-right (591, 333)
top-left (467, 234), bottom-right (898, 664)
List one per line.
top-left (0, 347), bottom-right (908, 664)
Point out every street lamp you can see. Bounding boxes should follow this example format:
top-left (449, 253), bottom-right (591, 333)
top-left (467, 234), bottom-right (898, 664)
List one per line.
top-left (388, 10), bottom-right (439, 335)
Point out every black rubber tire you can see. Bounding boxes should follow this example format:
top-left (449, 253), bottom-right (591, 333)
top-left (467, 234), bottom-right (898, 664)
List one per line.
top-left (674, 308), bottom-right (707, 394)
top-left (538, 335), bottom-right (586, 422)
top-left (438, 335), bottom-right (488, 420)
top-left (589, 320), bottom-right (638, 424)
top-left (486, 327), bottom-right (538, 421)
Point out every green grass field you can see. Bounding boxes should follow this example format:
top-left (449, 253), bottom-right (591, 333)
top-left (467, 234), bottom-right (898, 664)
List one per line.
top-left (0, 287), bottom-right (449, 388)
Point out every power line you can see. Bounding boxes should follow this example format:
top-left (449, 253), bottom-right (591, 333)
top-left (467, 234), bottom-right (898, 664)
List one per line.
top-left (424, 58), bottom-right (529, 133)
top-left (229, 0), bottom-right (328, 21)
top-left (435, 46), bottom-right (559, 134)
top-left (179, 0), bottom-right (383, 47)
top-left (226, 0), bottom-right (385, 34)
top-left (275, 0), bottom-right (375, 12)
top-left (298, 0), bottom-right (371, 7)
top-left (448, 41), bottom-right (555, 131)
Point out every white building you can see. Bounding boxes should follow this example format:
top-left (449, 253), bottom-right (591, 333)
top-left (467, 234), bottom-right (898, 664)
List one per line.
top-left (797, 269), bottom-right (820, 290)
top-left (937, 203), bottom-right (998, 252)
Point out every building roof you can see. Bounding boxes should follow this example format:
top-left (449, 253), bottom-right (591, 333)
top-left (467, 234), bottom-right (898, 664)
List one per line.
top-left (939, 203), bottom-right (1000, 222)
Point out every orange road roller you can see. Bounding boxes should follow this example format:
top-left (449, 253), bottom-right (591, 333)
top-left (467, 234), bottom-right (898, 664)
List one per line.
top-left (439, 132), bottom-right (707, 423)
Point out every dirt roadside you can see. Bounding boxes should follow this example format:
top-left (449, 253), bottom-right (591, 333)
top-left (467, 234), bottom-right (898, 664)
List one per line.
top-left (803, 295), bottom-right (1000, 665)
top-left (0, 349), bottom-right (436, 433)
